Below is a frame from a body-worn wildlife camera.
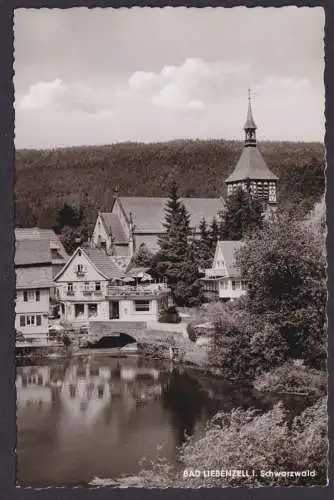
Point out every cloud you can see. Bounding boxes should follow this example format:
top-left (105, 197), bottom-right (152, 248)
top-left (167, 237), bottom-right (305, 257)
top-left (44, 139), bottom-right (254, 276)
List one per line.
top-left (128, 58), bottom-right (250, 111)
top-left (19, 79), bottom-right (66, 110)
top-left (18, 79), bottom-right (113, 116)
top-left (128, 71), bottom-right (158, 92)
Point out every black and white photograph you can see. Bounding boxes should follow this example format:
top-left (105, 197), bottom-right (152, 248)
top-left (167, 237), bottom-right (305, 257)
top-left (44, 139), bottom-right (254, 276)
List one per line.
top-left (14, 6), bottom-right (327, 488)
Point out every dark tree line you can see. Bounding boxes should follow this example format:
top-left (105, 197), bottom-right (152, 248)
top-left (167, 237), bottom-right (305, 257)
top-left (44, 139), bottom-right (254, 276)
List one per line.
top-left (15, 139), bottom-right (325, 229)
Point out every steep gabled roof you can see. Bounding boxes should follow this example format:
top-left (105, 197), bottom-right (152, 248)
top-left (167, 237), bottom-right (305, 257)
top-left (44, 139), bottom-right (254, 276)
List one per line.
top-left (99, 212), bottom-right (128, 244)
top-left (16, 266), bottom-right (53, 289)
top-left (15, 240), bottom-right (51, 266)
top-left (83, 248), bottom-right (123, 280)
top-left (117, 196), bottom-right (225, 233)
top-left (216, 240), bottom-right (243, 278)
top-left (15, 228), bottom-right (69, 261)
top-left (54, 246), bottom-right (123, 282)
top-left (225, 147), bottom-right (278, 183)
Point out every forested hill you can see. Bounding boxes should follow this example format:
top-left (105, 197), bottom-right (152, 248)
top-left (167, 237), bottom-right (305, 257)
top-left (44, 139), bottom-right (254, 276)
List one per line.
top-left (15, 139), bottom-right (325, 228)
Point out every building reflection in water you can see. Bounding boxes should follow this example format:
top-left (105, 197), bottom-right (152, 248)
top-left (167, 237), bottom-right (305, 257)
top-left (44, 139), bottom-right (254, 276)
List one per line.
top-left (60, 364), bottom-right (112, 424)
top-left (17, 356), bottom-right (277, 487)
top-left (16, 366), bottom-right (53, 407)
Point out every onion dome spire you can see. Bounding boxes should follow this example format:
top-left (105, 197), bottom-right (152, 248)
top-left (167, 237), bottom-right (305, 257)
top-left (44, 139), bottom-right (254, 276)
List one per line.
top-left (243, 89), bottom-right (257, 147)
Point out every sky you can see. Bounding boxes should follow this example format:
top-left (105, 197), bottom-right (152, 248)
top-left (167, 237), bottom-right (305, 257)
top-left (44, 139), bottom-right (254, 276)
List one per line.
top-left (14, 7), bottom-right (325, 149)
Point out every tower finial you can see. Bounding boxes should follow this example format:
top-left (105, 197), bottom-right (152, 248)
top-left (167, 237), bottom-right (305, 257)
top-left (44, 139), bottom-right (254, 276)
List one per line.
top-left (244, 88), bottom-right (257, 146)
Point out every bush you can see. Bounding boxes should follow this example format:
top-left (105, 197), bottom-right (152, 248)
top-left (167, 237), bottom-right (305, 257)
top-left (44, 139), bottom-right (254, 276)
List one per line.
top-left (253, 361), bottom-right (327, 396)
top-left (158, 306), bottom-right (181, 324)
top-left (191, 300), bottom-right (292, 381)
top-left (186, 323), bottom-right (198, 342)
top-left (136, 397), bottom-right (327, 487)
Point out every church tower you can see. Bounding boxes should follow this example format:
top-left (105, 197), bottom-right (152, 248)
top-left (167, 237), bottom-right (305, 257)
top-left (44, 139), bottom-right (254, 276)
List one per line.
top-left (225, 90), bottom-right (278, 205)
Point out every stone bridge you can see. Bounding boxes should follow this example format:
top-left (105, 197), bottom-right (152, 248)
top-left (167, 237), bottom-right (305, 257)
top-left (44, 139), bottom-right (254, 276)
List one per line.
top-left (88, 320), bottom-right (186, 344)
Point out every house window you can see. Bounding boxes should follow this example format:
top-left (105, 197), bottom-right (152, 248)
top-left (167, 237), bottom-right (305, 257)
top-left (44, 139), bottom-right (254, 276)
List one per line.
top-left (36, 290), bottom-right (40, 302)
top-left (74, 304), bottom-right (85, 318)
top-left (36, 315), bottom-right (42, 326)
top-left (95, 282), bottom-right (101, 292)
top-left (23, 290), bottom-right (37, 301)
top-left (88, 303), bottom-right (98, 318)
top-left (76, 264), bottom-right (84, 273)
top-left (26, 315), bottom-right (35, 326)
top-left (68, 283), bottom-right (73, 292)
top-left (84, 282), bottom-right (90, 291)
top-left (20, 315), bottom-right (25, 327)
top-left (134, 300), bottom-right (150, 312)
top-left (232, 281), bottom-right (241, 290)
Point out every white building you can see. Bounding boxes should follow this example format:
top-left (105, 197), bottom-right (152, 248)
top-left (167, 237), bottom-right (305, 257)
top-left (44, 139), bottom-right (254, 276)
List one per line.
top-left (202, 240), bottom-right (247, 302)
top-left (15, 239), bottom-right (53, 339)
top-left (54, 247), bottom-right (170, 326)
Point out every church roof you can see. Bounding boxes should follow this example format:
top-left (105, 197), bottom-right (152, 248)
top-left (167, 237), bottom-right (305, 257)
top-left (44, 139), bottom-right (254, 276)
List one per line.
top-left (99, 212), bottom-right (128, 243)
top-left (117, 196), bottom-right (225, 233)
top-left (225, 147), bottom-right (278, 183)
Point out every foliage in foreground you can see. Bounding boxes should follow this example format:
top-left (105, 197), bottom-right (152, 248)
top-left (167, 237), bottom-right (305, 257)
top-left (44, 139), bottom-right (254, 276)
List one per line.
top-left (237, 210), bottom-right (327, 370)
top-left (253, 360), bottom-right (327, 397)
top-left (208, 299), bottom-right (288, 380)
top-left (128, 397), bottom-right (328, 488)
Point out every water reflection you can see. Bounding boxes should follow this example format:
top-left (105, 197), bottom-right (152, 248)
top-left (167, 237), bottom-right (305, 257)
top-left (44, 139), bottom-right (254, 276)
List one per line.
top-left (16, 355), bottom-right (309, 487)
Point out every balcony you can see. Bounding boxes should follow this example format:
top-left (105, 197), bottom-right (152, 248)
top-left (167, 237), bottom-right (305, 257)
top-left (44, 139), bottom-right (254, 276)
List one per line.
top-left (83, 290), bottom-right (93, 296)
top-left (75, 271), bottom-right (85, 278)
top-left (204, 268), bottom-right (226, 278)
top-left (107, 283), bottom-right (169, 298)
top-left (66, 290), bottom-right (75, 296)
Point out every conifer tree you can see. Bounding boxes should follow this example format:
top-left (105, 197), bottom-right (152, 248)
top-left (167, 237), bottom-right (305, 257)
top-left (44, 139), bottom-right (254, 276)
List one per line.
top-left (209, 216), bottom-right (220, 252)
top-left (221, 187), bottom-right (264, 240)
top-left (154, 181), bottom-right (191, 293)
top-left (175, 234), bottom-right (204, 306)
top-left (196, 217), bottom-right (214, 269)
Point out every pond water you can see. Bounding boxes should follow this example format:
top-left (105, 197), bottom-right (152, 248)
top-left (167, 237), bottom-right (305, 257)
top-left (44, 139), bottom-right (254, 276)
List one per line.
top-left (16, 353), bottom-right (309, 488)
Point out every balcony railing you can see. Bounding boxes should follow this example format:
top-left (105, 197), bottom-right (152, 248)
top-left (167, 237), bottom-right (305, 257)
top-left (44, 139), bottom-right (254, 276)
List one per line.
top-left (107, 283), bottom-right (169, 297)
top-left (66, 290), bottom-right (75, 296)
top-left (204, 268), bottom-right (226, 278)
